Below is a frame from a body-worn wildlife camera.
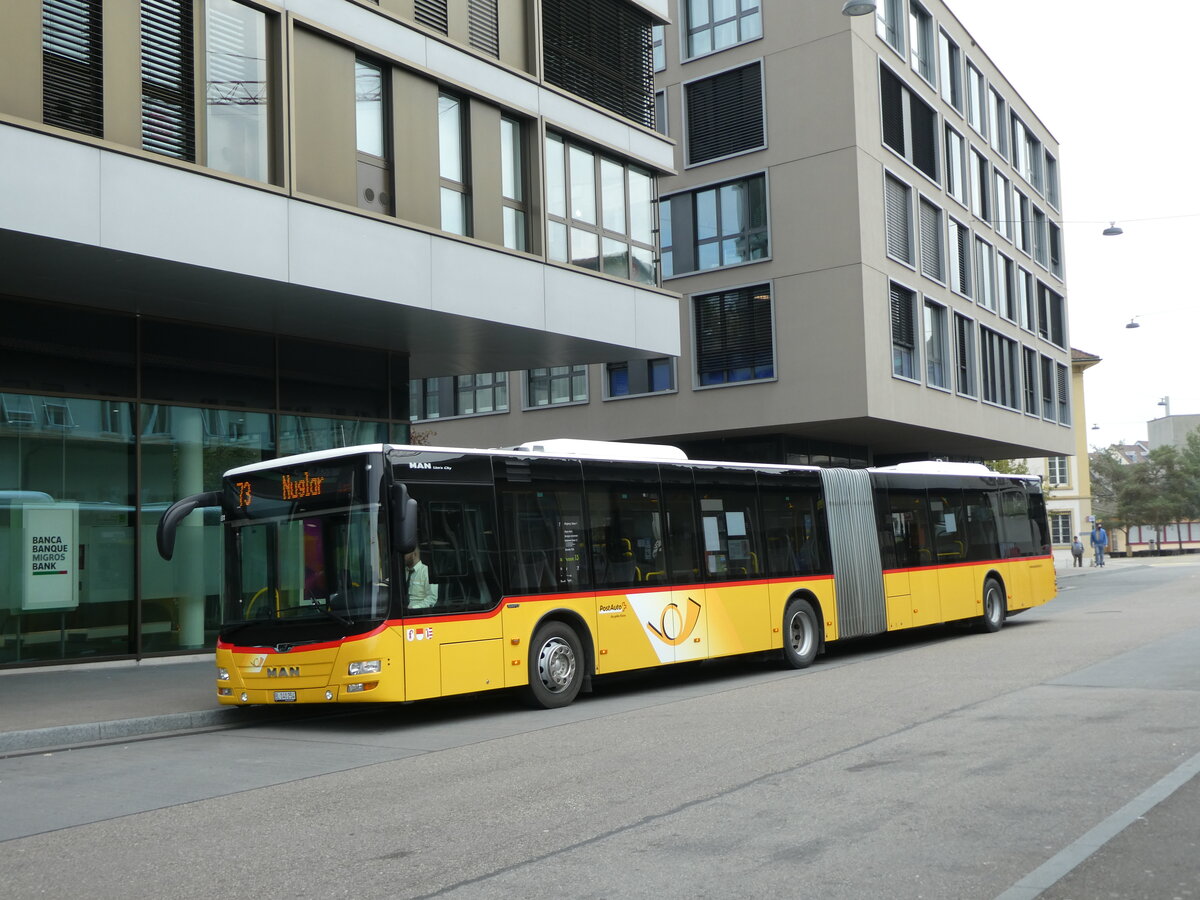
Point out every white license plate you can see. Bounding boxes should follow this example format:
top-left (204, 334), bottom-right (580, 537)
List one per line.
top-left (273, 691), bottom-right (297, 702)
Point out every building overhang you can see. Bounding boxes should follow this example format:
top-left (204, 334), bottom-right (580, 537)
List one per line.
top-left (654, 415), bottom-right (1075, 462)
top-left (0, 123), bottom-right (679, 377)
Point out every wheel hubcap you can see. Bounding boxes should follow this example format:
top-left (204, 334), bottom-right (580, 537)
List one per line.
top-left (986, 587), bottom-right (1001, 622)
top-left (537, 637), bottom-right (576, 693)
top-left (790, 612), bottom-right (813, 657)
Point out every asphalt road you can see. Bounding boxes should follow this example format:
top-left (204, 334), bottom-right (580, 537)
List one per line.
top-left (2, 563), bottom-right (1199, 899)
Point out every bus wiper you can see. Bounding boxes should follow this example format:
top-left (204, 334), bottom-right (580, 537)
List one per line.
top-left (311, 598), bottom-right (353, 625)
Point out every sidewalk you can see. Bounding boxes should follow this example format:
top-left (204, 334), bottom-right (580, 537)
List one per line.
top-left (0, 553), bottom-right (1183, 756)
top-left (0, 656), bottom-right (265, 756)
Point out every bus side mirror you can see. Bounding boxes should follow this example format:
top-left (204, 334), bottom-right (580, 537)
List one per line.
top-left (157, 491), bottom-right (223, 560)
top-left (391, 484), bottom-right (418, 555)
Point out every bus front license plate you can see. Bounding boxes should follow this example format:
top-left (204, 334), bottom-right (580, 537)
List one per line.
top-left (273, 691), bottom-right (297, 702)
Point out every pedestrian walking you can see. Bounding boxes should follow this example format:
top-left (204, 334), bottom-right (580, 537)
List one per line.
top-left (1071, 535), bottom-right (1084, 567)
top-left (1090, 522), bottom-right (1108, 567)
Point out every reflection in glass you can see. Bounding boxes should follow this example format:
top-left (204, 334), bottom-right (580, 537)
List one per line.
top-left (601, 158), bottom-right (626, 234)
top-left (602, 238), bottom-right (628, 278)
top-left (569, 145), bottom-right (595, 224)
top-left (546, 135), bottom-right (566, 217)
top-left (0, 398), bottom-right (135, 663)
top-left (438, 93), bottom-right (463, 182)
top-left (206, 0), bottom-right (269, 181)
top-left (355, 59), bottom-right (384, 157)
top-left (628, 168), bottom-right (653, 245)
top-left (571, 228), bottom-right (599, 271)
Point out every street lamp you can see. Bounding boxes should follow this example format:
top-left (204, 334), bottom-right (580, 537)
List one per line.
top-left (842, 0), bottom-right (877, 15)
top-left (1158, 396), bottom-right (1170, 417)
top-left (1103, 221), bottom-right (1124, 236)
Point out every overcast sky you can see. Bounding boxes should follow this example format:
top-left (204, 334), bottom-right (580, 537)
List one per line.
top-left (943, 0), bottom-right (1200, 451)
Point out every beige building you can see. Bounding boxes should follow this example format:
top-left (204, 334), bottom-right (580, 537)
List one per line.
top-left (1023, 348), bottom-right (1100, 556)
top-left (425, 0), bottom-right (1074, 466)
top-left (0, 0), bottom-right (675, 666)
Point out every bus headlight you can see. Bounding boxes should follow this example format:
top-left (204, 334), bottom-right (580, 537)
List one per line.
top-left (218, 668), bottom-right (230, 681)
top-left (348, 659), bottom-right (381, 676)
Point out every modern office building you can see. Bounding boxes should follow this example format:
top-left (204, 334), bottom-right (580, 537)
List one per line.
top-left (425, 0), bottom-right (1075, 469)
top-left (0, 0), bottom-right (674, 665)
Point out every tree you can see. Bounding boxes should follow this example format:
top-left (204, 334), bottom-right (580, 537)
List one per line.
top-left (986, 458), bottom-right (1030, 475)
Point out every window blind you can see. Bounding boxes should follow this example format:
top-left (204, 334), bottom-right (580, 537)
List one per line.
top-left (141, 0), bottom-right (195, 161)
top-left (686, 62), bottom-right (764, 165)
top-left (43, 0), bottom-right (104, 138)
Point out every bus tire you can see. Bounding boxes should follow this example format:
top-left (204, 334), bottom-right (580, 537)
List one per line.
top-left (522, 621), bottom-right (585, 709)
top-left (980, 577), bottom-right (1006, 633)
top-left (782, 598), bottom-right (820, 669)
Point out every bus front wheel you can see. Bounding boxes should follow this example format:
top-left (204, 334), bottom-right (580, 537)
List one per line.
top-left (980, 577), bottom-right (1006, 633)
top-left (782, 598), bottom-right (820, 669)
top-left (522, 621), bottom-right (585, 709)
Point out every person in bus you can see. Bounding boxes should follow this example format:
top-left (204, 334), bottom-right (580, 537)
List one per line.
top-left (405, 547), bottom-right (438, 608)
top-left (1090, 522), bottom-right (1108, 567)
top-left (1070, 535), bottom-right (1084, 567)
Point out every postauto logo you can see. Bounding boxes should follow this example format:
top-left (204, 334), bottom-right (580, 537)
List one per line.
top-left (626, 594), bottom-right (703, 663)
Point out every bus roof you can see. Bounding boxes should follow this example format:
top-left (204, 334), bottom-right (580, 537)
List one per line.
top-left (223, 442), bottom-right (1029, 481)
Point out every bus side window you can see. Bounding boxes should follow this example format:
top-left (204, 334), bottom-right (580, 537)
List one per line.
top-left (582, 461), bottom-right (666, 589)
top-left (963, 489), bottom-right (1000, 560)
top-left (406, 485), bottom-right (502, 615)
top-left (660, 465), bottom-right (700, 583)
top-left (693, 467), bottom-right (762, 581)
top-left (496, 458), bottom-right (589, 595)
top-left (758, 471), bottom-right (828, 577)
top-left (885, 483), bottom-right (934, 568)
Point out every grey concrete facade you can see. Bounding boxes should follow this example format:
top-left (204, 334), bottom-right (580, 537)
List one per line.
top-left (428, 0), bottom-right (1074, 465)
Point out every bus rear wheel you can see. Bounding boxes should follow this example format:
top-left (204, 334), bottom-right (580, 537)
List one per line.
top-left (980, 577), bottom-right (1006, 633)
top-left (522, 621), bottom-right (585, 709)
top-left (782, 598), bottom-right (820, 669)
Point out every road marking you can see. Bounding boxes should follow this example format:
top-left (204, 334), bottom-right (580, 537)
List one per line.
top-left (995, 748), bottom-right (1200, 899)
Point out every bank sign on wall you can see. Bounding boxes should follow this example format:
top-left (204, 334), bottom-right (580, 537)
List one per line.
top-left (22, 505), bottom-right (79, 611)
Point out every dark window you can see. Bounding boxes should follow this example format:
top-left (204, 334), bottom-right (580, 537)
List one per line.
top-left (685, 62), bottom-right (764, 166)
top-left (42, 0), bottom-right (104, 137)
top-left (661, 173), bottom-right (768, 276)
top-left (141, 0), bottom-right (196, 161)
top-left (878, 477), bottom-right (934, 569)
top-left (607, 358), bottom-right (673, 397)
top-left (757, 470), bottom-right (829, 576)
top-left (890, 282), bottom-right (917, 379)
top-left (694, 284), bottom-right (774, 386)
top-left (414, 0), bottom-right (448, 33)
top-left (467, 0), bottom-right (499, 56)
top-left (583, 461), bottom-right (666, 588)
top-left (278, 338), bottom-right (391, 419)
top-left (879, 63), bottom-right (937, 181)
top-left (495, 458), bottom-right (589, 594)
top-left (1022, 346), bottom-right (1038, 414)
top-left (660, 464), bottom-right (702, 582)
top-left (0, 297), bottom-right (135, 397)
top-left (142, 319), bottom-right (276, 409)
top-left (962, 489), bottom-right (1000, 561)
top-left (997, 485), bottom-right (1037, 557)
top-left (405, 483), bottom-right (502, 615)
top-left (542, 0), bottom-right (654, 128)
top-left (928, 487), bottom-right (968, 563)
top-left (693, 467), bottom-right (762, 582)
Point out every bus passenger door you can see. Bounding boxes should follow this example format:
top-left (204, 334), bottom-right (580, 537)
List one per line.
top-left (401, 484), bottom-right (506, 700)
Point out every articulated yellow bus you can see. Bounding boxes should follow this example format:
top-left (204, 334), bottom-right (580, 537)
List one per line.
top-left (156, 440), bottom-right (1055, 709)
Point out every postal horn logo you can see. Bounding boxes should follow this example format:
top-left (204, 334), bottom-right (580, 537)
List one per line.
top-left (647, 597), bottom-right (702, 646)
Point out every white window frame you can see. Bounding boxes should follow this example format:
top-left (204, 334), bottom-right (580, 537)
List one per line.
top-left (923, 297), bottom-right (951, 391)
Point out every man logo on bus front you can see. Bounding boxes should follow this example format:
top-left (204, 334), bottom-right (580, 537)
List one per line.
top-left (647, 597), bottom-right (702, 646)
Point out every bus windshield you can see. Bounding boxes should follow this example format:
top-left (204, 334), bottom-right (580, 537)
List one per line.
top-left (223, 457), bottom-right (390, 637)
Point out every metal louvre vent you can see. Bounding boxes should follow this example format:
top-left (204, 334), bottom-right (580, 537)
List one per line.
top-left (685, 62), bottom-right (763, 166)
top-left (43, 0), bottom-right (104, 137)
top-left (414, 0), bottom-right (448, 34)
top-left (884, 175), bottom-right (911, 263)
top-left (542, 0), bottom-right (655, 129)
top-left (890, 283), bottom-right (915, 350)
top-left (141, 0), bottom-right (196, 161)
top-left (818, 469), bottom-right (886, 639)
top-left (467, 0), bottom-right (499, 57)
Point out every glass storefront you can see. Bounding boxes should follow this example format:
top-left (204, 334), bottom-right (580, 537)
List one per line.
top-left (0, 297), bottom-right (409, 667)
